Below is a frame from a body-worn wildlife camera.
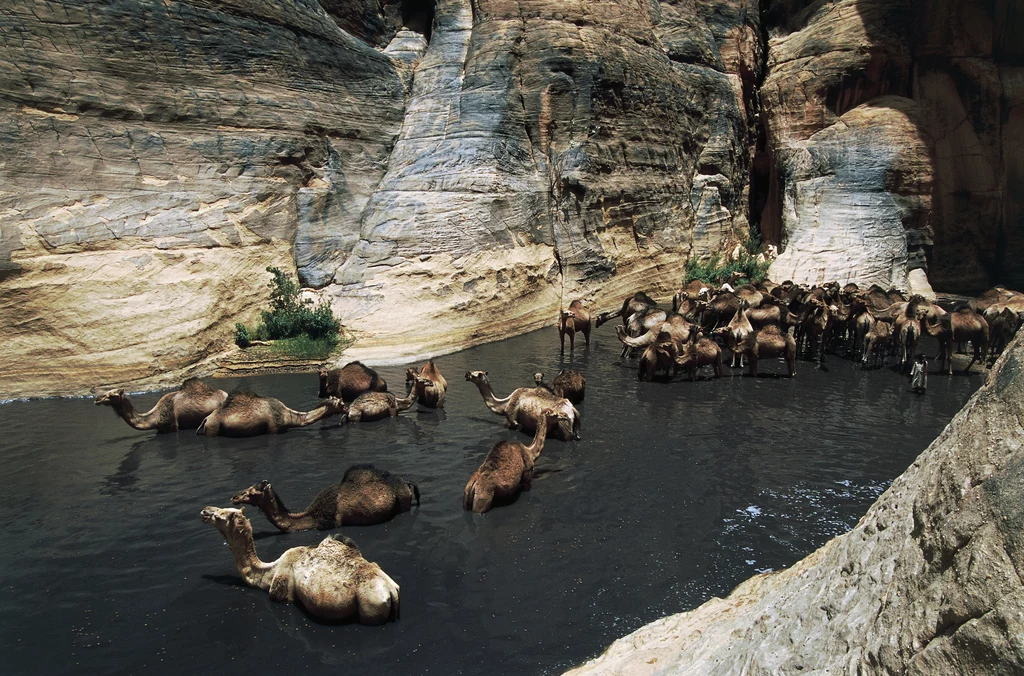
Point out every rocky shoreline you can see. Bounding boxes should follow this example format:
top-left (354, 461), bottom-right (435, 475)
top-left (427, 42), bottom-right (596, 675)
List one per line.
top-left (566, 331), bottom-right (1024, 675)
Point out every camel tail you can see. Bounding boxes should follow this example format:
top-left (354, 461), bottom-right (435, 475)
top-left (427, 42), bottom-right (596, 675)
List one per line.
top-left (408, 482), bottom-right (420, 506)
top-left (389, 586), bottom-right (400, 622)
top-left (196, 418), bottom-right (207, 436)
top-left (463, 479), bottom-right (476, 511)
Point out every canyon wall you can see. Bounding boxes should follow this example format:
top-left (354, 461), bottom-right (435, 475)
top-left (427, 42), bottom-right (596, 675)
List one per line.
top-left (0, 0), bottom-right (758, 397)
top-left (761, 0), bottom-right (1024, 293)
top-left (567, 331), bottom-right (1024, 675)
top-left (0, 0), bottom-right (1021, 398)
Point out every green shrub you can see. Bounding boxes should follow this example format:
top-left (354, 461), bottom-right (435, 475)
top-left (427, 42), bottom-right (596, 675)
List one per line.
top-left (684, 237), bottom-right (772, 286)
top-left (235, 267), bottom-right (341, 350)
top-left (234, 323), bottom-right (252, 348)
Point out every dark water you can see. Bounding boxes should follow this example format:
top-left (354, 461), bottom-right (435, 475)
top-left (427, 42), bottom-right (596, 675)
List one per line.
top-left (0, 329), bottom-right (982, 675)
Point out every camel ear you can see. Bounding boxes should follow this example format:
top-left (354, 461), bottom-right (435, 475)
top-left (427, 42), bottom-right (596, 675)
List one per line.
top-left (258, 480), bottom-right (270, 489)
top-left (117, 389), bottom-right (125, 397)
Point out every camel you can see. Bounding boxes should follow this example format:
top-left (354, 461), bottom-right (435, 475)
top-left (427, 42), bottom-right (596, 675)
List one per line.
top-left (617, 306), bottom-right (670, 358)
top-left (799, 298), bottom-right (833, 366)
top-left (615, 314), bottom-right (694, 359)
top-left (861, 318), bottom-right (893, 369)
top-left (673, 337), bottom-right (723, 381)
top-left (465, 370), bottom-right (580, 441)
top-left (595, 291), bottom-right (657, 328)
top-left (890, 295), bottom-right (931, 371)
top-left (735, 325), bottom-right (797, 377)
top-left (200, 506), bottom-right (399, 624)
top-left (846, 296), bottom-right (876, 360)
top-left (318, 362), bottom-right (388, 403)
top-left (406, 360), bottom-right (447, 408)
top-left (534, 370), bottom-right (586, 404)
top-left (970, 286), bottom-right (1022, 314)
top-left (637, 332), bottom-right (677, 381)
top-left (463, 408), bottom-right (567, 513)
top-left (95, 378), bottom-right (228, 433)
top-left (346, 375), bottom-right (431, 422)
top-left (672, 280), bottom-right (711, 313)
top-left (713, 303), bottom-right (754, 368)
top-left (987, 307), bottom-right (1023, 362)
top-left (733, 283), bottom-right (765, 309)
top-left (230, 465), bottom-right (419, 532)
top-left (558, 300), bottom-right (592, 352)
top-left (923, 308), bottom-right (990, 374)
top-left (197, 391), bottom-right (346, 437)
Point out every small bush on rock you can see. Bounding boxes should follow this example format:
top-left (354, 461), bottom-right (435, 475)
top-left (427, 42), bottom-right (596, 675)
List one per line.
top-left (684, 236), bottom-right (772, 285)
top-left (234, 267), bottom-right (341, 353)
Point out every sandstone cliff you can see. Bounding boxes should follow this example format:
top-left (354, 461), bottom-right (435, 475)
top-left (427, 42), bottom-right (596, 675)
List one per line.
top-left (761, 0), bottom-right (1024, 293)
top-left (0, 0), bottom-right (759, 397)
top-left (567, 333), bottom-right (1024, 674)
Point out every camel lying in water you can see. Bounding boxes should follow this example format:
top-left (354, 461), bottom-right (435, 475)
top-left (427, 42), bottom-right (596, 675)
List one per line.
top-left (464, 408), bottom-right (566, 513)
top-left (318, 361), bottom-right (388, 403)
top-left (345, 374), bottom-right (431, 422)
top-left (231, 465), bottom-right (419, 532)
top-left (197, 391), bottom-right (346, 437)
top-left (534, 370), bottom-right (586, 404)
top-left (95, 378), bottom-right (228, 432)
top-left (465, 370), bottom-right (580, 441)
top-left (200, 506), bottom-right (399, 624)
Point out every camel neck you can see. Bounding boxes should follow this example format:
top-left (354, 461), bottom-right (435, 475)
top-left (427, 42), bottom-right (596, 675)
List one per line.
top-left (474, 379), bottom-right (511, 413)
top-left (260, 489), bottom-right (316, 532)
top-left (284, 402), bottom-right (334, 429)
top-left (395, 386), bottom-right (418, 410)
top-left (525, 420), bottom-right (549, 461)
top-left (224, 528), bottom-right (273, 589)
top-left (112, 396), bottom-right (153, 430)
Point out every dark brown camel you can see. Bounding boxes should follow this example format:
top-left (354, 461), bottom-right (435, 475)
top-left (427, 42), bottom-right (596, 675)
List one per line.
top-left (558, 300), bottom-right (592, 352)
top-left (406, 360), bottom-right (447, 408)
top-left (318, 362), bottom-right (388, 403)
top-left (736, 325), bottom-right (797, 377)
top-left (673, 337), bottom-right (723, 380)
top-left (231, 465), bottom-right (419, 532)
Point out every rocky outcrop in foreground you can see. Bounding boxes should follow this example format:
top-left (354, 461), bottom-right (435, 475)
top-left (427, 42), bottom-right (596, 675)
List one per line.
top-left (567, 334), bottom-right (1024, 675)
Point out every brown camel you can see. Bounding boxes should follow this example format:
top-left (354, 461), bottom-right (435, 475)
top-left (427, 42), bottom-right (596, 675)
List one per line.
top-left (231, 465), bottom-right (419, 532)
top-left (713, 303), bottom-right (754, 368)
top-left (318, 362), bottom-right (388, 403)
top-left (672, 280), bottom-right (711, 313)
top-left (637, 332), bottom-right (677, 381)
top-left (674, 337), bottom-right (723, 381)
top-left (736, 325), bottom-right (797, 377)
top-left (861, 319), bottom-right (893, 369)
top-left (406, 360), bottom-right (447, 408)
top-left (95, 378), bottom-right (228, 433)
top-left (558, 300), bottom-right (592, 352)
top-left (346, 375), bottom-right (431, 423)
top-left (891, 296), bottom-right (931, 371)
top-left (595, 291), bottom-right (657, 328)
top-left (463, 408), bottom-right (567, 513)
top-left (197, 391), bottom-right (346, 437)
top-left (615, 314), bottom-right (695, 355)
top-left (923, 308), bottom-right (990, 374)
top-left (987, 306), bottom-right (1023, 362)
top-left (534, 370), bottom-right (586, 404)
top-left (200, 507), bottom-right (399, 624)
top-left (465, 371), bottom-right (580, 441)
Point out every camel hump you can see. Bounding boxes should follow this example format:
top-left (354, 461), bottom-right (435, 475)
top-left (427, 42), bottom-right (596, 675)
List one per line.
top-left (180, 378), bottom-right (213, 394)
top-left (342, 463), bottom-right (388, 484)
top-left (222, 389), bottom-right (260, 409)
top-left (760, 324), bottom-right (783, 335)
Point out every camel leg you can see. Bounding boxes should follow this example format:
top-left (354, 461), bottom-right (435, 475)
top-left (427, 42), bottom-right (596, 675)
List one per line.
top-left (583, 326), bottom-right (591, 347)
top-left (560, 331), bottom-right (566, 353)
top-left (569, 331), bottom-right (575, 352)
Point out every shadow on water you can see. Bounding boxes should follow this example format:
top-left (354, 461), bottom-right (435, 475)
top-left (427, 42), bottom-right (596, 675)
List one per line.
top-left (0, 329), bottom-right (982, 676)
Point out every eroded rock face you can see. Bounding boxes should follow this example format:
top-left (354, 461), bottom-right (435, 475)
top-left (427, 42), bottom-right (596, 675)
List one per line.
top-left (760, 0), bottom-right (1024, 292)
top-left (0, 0), bottom-right (761, 396)
top-left (567, 332), bottom-right (1024, 675)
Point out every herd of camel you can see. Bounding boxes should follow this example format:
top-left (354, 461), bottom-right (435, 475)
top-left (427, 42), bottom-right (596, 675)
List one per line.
top-left (93, 278), bottom-right (1022, 625)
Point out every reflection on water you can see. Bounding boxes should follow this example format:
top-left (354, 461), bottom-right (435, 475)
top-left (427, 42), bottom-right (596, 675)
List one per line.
top-left (0, 328), bottom-right (981, 675)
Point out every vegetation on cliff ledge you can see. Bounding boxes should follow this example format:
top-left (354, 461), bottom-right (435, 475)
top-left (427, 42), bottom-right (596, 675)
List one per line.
top-left (684, 237), bottom-right (772, 285)
top-left (235, 267), bottom-right (342, 359)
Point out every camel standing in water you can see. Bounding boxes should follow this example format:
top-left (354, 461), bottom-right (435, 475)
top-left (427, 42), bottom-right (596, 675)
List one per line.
top-left (674, 336), bottom-right (723, 381)
top-left (464, 408), bottom-right (567, 513)
top-left (197, 391), bottom-right (346, 437)
top-left (231, 465), bottom-right (419, 532)
top-left (200, 507), bottom-right (399, 624)
top-left (95, 378), bottom-right (228, 432)
top-left (558, 300), bottom-right (592, 352)
top-left (922, 308), bottom-right (990, 374)
top-left (465, 371), bottom-right (580, 441)
top-left (405, 360), bottom-right (448, 408)
top-left (735, 325), bottom-right (797, 377)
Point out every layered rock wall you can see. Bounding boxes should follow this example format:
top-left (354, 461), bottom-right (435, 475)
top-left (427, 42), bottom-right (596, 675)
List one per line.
top-left (568, 331), bottom-right (1024, 675)
top-left (761, 0), bottom-right (1024, 293)
top-left (0, 0), bottom-right (760, 397)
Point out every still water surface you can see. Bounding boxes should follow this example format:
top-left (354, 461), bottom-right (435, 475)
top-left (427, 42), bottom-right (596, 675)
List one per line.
top-left (0, 328), bottom-right (982, 675)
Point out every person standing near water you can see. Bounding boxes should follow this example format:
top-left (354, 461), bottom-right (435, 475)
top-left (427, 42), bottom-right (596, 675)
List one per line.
top-left (910, 353), bottom-right (927, 394)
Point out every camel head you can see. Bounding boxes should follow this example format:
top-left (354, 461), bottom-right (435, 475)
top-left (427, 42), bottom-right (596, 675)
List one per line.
top-left (534, 372), bottom-right (545, 386)
top-left (200, 506), bottom-right (252, 539)
top-left (94, 388), bottom-right (126, 407)
top-left (231, 480), bottom-right (271, 506)
top-left (465, 370), bottom-right (488, 384)
top-left (540, 407), bottom-right (571, 425)
top-left (323, 397), bottom-right (348, 416)
top-left (317, 368), bottom-right (330, 398)
top-left (411, 374), bottom-right (433, 389)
